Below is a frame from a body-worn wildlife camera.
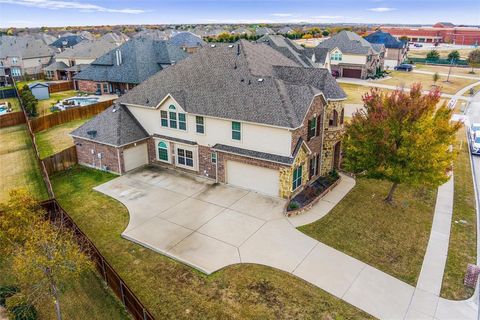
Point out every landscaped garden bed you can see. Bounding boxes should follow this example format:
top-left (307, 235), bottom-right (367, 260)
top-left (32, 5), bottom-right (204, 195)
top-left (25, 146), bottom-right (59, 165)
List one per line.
top-left (286, 170), bottom-right (341, 216)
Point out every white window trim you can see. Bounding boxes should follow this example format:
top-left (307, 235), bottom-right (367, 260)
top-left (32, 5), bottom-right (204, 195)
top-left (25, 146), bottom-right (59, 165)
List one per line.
top-left (292, 165), bottom-right (303, 191)
top-left (195, 116), bottom-right (205, 135)
top-left (174, 143), bottom-right (198, 171)
top-left (160, 108), bottom-right (187, 132)
top-left (155, 139), bottom-right (171, 164)
top-left (231, 121), bottom-right (242, 142)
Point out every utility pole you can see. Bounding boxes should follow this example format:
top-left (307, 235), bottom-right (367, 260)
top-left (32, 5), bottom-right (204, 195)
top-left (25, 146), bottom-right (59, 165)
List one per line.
top-left (446, 59), bottom-right (454, 83)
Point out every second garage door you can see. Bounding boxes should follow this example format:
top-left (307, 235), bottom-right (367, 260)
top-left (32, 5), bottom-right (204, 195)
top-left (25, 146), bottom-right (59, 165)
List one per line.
top-left (124, 143), bottom-right (148, 172)
top-left (226, 161), bottom-right (280, 197)
top-left (342, 68), bottom-right (362, 78)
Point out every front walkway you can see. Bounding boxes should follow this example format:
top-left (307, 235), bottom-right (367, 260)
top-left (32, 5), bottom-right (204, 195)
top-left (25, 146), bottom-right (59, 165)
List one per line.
top-left (95, 167), bottom-right (478, 319)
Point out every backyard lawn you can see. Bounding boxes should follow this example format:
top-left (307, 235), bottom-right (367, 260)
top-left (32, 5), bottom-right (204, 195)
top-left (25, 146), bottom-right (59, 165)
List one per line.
top-left (36, 90), bottom-right (78, 117)
top-left (0, 97), bottom-right (21, 112)
top-left (0, 257), bottom-right (129, 320)
top-left (50, 166), bottom-right (372, 320)
top-left (35, 118), bottom-right (89, 159)
top-left (299, 178), bottom-right (436, 286)
top-left (441, 126), bottom-right (477, 300)
top-left (379, 71), bottom-right (477, 95)
top-left (0, 125), bottom-right (47, 203)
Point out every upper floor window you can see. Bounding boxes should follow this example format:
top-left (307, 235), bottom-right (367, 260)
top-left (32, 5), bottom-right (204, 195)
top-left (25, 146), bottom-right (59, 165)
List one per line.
top-left (12, 57), bottom-right (18, 64)
top-left (11, 67), bottom-right (21, 76)
top-left (232, 121), bottom-right (241, 141)
top-left (196, 116), bottom-right (204, 134)
top-left (307, 116), bottom-right (320, 141)
top-left (329, 110), bottom-right (339, 127)
top-left (331, 52), bottom-right (342, 61)
top-left (340, 108), bottom-right (345, 125)
top-left (161, 105), bottom-right (186, 131)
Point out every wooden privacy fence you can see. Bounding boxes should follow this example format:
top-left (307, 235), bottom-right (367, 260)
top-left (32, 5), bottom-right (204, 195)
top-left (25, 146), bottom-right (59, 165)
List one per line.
top-left (48, 81), bottom-right (74, 93)
top-left (30, 99), bottom-right (115, 133)
top-left (42, 200), bottom-right (155, 320)
top-left (0, 111), bottom-right (26, 128)
top-left (42, 146), bottom-right (78, 176)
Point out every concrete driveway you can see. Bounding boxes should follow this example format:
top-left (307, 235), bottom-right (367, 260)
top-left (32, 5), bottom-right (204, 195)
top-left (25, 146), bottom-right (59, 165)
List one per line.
top-left (94, 166), bottom-right (287, 273)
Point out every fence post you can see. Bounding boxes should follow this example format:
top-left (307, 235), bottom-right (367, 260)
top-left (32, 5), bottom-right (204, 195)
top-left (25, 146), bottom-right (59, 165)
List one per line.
top-left (120, 281), bottom-right (126, 305)
top-left (101, 257), bottom-right (107, 282)
top-left (143, 308), bottom-right (147, 320)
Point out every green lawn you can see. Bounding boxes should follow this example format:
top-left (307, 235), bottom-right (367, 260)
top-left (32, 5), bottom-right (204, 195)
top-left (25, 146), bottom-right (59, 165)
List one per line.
top-left (339, 83), bottom-right (392, 105)
top-left (0, 257), bottom-right (130, 320)
top-left (0, 125), bottom-right (47, 203)
top-left (441, 127), bottom-right (477, 300)
top-left (0, 98), bottom-right (21, 112)
top-left (35, 118), bottom-right (89, 159)
top-left (36, 90), bottom-right (78, 117)
top-left (379, 71), bottom-right (477, 95)
top-left (50, 166), bottom-right (372, 319)
top-left (299, 178), bottom-right (436, 286)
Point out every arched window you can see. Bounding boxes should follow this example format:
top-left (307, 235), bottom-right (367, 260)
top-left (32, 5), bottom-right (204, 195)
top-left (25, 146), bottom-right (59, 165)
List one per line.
top-left (340, 108), bottom-right (345, 125)
top-left (329, 110), bottom-right (338, 127)
top-left (158, 141), bottom-right (168, 161)
top-left (168, 105), bottom-right (176, 110)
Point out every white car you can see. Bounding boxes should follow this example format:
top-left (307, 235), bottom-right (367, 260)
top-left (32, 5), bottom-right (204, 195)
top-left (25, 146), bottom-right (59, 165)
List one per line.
top-left (470, 123), bottom-right (480, 139)
top-left (471, 130), bottom-right (480, 155)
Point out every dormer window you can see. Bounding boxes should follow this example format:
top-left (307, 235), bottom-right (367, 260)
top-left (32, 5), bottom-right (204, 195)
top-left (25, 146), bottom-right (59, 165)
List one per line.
top-left (331, 52), bottom-right (342, 61)
top-left (160, 105), bottom-right (186, 131)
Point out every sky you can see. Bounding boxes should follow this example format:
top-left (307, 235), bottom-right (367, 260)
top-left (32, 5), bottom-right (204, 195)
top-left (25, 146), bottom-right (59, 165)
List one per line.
top-left (0, 0), bottom-right (479, 28)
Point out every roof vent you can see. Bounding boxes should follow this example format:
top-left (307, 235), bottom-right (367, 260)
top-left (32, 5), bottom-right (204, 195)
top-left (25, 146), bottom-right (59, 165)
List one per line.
top-left (228, 44), bottom-right (234, 48)
top-left (87, 130), bottom-right (97, 138)
top-left (258, 78), bottom-right (264, 82)
top-left (210, 44), bottom-right (216, 48)
top-left (115, 49), bottom-right (122, 65)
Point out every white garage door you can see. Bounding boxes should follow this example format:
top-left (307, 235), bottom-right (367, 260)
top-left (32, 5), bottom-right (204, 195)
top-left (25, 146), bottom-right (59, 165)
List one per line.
top-left (226, 161), bottom-right (279, 197)
top-left (124, 143), bottom-right (148, 172)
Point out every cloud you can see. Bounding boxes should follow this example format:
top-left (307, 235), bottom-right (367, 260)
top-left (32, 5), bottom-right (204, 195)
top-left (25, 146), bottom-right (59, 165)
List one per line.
top-left (368, 7), bottom-right (397, 12)
top-left (271, 13), bottom-right (292, 17)
top-left (0, 0), bottom-right (146, 14)
top-left (312, 15), bottom-right (343, 19)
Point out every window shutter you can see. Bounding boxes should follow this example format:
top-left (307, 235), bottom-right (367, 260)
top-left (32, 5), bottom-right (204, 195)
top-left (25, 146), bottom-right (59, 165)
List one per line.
top-left (307, 119), bottom-right (312, 141)
top-left (315, 154), bottom-right (320, 176)
top-left (316, 115), bottom-right (321, 136)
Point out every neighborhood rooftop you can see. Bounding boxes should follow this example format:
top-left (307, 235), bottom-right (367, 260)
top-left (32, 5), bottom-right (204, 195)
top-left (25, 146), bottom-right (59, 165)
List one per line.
top-left (317, 30), bottom-right (384, 54)
top-left (364, 30), bottom-right (406, 49)
top-left (74, 37), bottom-right (189, 84)
top-left (0, 35), bottom-right (54, 59)
top-left (55, 33), bottom-right (125, 60)
top-left (118, 40), bottom-right (346, 129)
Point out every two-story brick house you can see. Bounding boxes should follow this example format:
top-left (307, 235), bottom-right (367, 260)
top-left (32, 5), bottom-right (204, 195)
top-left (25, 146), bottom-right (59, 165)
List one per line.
top-left (71, 40), bottom-right (346, 198)
top-left (316, 31), bottom-right (385, 79)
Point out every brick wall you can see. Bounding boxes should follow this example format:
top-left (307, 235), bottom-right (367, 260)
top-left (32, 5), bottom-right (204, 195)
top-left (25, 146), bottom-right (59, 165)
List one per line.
top-left (198, 145), bottom-right (217, 180)
top-left (74, 138), bottom-right (122, 173)
top-left (78, 80), bottom-right (99, 93)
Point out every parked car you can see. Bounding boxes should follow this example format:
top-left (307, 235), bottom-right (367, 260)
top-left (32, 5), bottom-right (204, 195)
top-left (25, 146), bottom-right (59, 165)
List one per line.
top-left (394, 64), bottom-right (413, 71)
top-left (471, 130), bottom-right (480, 155)
top-left (414, 43), bottom-right (423, 48)
top-left (470, 123), bottom-right (480, 138)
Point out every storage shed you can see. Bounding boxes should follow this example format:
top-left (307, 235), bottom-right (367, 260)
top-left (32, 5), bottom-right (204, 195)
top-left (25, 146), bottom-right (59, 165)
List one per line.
top-left (28, 82), bottom-right (49, 100)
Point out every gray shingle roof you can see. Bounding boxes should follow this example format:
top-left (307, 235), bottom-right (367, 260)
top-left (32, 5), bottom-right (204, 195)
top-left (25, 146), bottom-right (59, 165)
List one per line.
top-left (50, 35), bottom-right (84, 49)
top-left (257, 35), bottom-right (314, 67)
top-left (213, 143), bottom-right (294, 165)
top-left (317, 31), bottom-right (384, 55)
top-left (44, 61), bottom-right (68, 71)
top-left (74, 37), bottom-right (189, 84)
top-left (0, 36), bottom-right (55, 59)
top-left (70, 104), bottom-right (149, 147)
top-left (118, 40), bottom-right (346, 129)
top-left (55, 34), bottom-right (123, 60)
top-left (168, 32), bottom-right (205, 48)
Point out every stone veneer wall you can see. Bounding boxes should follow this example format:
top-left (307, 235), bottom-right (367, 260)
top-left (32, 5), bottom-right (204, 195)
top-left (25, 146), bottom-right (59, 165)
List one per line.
top-left (279, 145), bottom-right (309, 198)
top-left (320, 101), bottom-right (345, 176)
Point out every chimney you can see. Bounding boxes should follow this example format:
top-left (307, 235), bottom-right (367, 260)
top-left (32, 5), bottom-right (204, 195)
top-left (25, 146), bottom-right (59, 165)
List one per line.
top-left (237, 44), bottom-right (240, 55)
top-left (115, 49), bottom-right (122, 65)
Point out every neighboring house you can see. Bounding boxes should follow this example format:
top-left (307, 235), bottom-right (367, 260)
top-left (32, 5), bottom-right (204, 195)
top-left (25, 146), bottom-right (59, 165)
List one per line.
top-left (0, 36), bottom-right (55, 79)
top-left (365, 30), bottom-right (407, 69)
top-left (45, 33), bottom-right (126, 81)
top-left (231, 28), bottom-right (253, 36)
top-left (255, 27), bottom-right (274, 36)
top-left (71, 40), bottom-right (347, 199)
top-left (315, 31), bottom-right (385, 79)
top-left (50, 35), bottom-right (85, 52)
top-left (277, 26), bottom-right (294, 35)
top-left (74, 37), bottom-right (189, 95)
top-left (133, 29), bottom-right (172, 41)
top-left (0, 67), bottom-right (6, 86)
top-left (28, 82), bottom-right (49, 100)
top-left (168, 32), bottom-right (205, 53)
